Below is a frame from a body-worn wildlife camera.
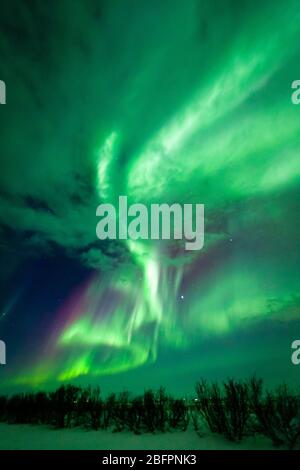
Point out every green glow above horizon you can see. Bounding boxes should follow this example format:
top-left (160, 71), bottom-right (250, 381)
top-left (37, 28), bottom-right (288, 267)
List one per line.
top-left (1, 0), bottom-right (300, 391)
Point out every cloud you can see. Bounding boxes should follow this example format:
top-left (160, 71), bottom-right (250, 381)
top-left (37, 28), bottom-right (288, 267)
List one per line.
top-left (0, 0), bottom-right (300, 274)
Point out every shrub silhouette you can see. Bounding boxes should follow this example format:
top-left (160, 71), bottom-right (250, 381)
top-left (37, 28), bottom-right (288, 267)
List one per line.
top-left (128, 396), bottom-right (144, 434)
top-left (169, 398), bottom-right (189, 431)
top-left (0, 396), bottom-right (7, 421)
top-left (155, 387), bottom-right (168, 432)
top-left (143, 389), bottom-right (157, 432)
top-left (103, 393), bottom-right (117, 429)
top-left (195, 378), bottom-right (250, 441)
top-left (250, 377), bottom-right (300, 449)
top-left (50, 384), bottom-right (81, 428)
top-left (112, 391), bottom-right (130, 432)
top-left (82, 386), bottom-right (103, 430)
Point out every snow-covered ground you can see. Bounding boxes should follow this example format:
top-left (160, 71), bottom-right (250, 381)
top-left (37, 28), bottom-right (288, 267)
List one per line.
top-left (0, 424), bottom-right (275, 450)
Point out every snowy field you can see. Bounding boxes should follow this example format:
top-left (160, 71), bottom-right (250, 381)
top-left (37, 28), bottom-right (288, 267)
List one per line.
top-left (0, 424), bottom-right (275, 450)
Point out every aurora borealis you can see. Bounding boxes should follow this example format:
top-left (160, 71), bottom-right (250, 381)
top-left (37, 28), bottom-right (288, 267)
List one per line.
top-left (0, 0), bottom-right (300, 394)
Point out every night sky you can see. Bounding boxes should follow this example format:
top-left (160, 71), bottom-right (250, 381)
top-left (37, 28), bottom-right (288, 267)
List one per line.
top-left (0, 0), bottom-right (300, 394)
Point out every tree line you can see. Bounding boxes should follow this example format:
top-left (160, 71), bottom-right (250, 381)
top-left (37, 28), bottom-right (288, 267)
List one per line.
top-left (0, 377), bottom-right (299, 449)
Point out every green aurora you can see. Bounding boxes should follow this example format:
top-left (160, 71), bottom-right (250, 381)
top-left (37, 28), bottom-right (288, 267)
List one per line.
top-left (0, 0), bottom-right (300, 393)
